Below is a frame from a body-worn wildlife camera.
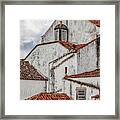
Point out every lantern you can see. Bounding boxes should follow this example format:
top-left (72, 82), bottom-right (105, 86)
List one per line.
top-left (54, 21), bottom-right (68, 41)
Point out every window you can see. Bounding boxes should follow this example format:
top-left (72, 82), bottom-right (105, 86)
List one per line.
top-left (54, 21), bottom-right (68, 41)
top-left (76, 87), bottom-right (86, 100)
top-left (66, 20), bottom-right (68, 26)
top-left (65, 67), bottom-right (67, 75)
top-left (61, 30), bottom-right (67, 40)
top-left (54, 30), bottom-right (58, 40)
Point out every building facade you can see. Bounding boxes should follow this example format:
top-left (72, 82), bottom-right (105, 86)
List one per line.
top-left (41, 20), bottom-right (100, 44)
top-left (20, 60), bottom-right (48, 99)
top-left (22, 20), bottom-right (100, 100)
top-left (64, 69), bottom-right (100, 100)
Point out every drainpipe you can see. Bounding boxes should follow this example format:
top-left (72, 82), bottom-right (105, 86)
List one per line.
top-left (63, 67), bottom-right (67, 93)
top-left (48, 63), bottom-right (50, 92)
top-left (50, 68), bottom-right (55, 92)
top-left (45, 80), bottom-right (47, 92)
top-left (70, 81), bottom-right (72, 97)
top-left (48, 63), bottom-right (55, 93)
top-left (96, 34), bottom-right (100, 69)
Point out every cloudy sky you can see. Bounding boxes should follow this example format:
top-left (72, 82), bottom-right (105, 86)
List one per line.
top-left (20, 20), bottom-right (54, 59)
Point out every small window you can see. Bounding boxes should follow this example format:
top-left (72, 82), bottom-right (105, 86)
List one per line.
top-left (55, 30), bottom-right (58, 40)
top-left (76, 87), bottom-right (86, 100)
top-left (66, 20), bottom-right (68, 26)
top-left (65, 67), bottom-right (67, 75)
top-left (61, 30), bottom-right (67, 40)
top-left (37, 56), bottom-right (39, 59)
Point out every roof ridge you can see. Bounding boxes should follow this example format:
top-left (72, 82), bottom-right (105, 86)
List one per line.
top-left (65, 78), bottom-right (100, 89)
top-left (64, 68), bottom-right (100, 79)
top-left (23, 37), bottom-right (99, 60)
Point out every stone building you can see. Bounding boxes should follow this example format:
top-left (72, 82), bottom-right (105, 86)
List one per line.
top-left (22, 20), bottom-right (100, 100)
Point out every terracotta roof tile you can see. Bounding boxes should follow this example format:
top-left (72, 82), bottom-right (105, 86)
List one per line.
top-left (20, 60), bottom-right (48, 80)
top-left (64, 69), bottom-right (100, 79)
top-left (59, 41), bottom-right (86, 52)
top-left (24, 37), bottom-right (99, 60)
top-left (25, 92), bottom-right (72, 100)
top-left (91, 94), bottom-right (100, 99)
top-left (65, 78), bottom-right (100, 89)
top-left (89, 20), bottom-right (100, 27)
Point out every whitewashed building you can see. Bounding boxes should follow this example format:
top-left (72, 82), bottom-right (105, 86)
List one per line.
top-left (64, 69), bottom-right (100, 100)
top-left (24, 41), bottom-right (79, 92)
top-left (22, 20), bottom-right (100, 100)
top-left (41, 20), bottom-right (100, 44)
top-left (20, 60), bottom-right (48, 99)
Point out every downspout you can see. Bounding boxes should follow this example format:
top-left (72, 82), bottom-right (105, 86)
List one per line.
top-left (45, 80), bottom-right (47, 92)
top-left (70, 81), bottom-right (72, 98)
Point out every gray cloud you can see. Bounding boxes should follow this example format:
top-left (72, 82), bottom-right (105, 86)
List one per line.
top-left (20, 20), bottom-right (54, 59)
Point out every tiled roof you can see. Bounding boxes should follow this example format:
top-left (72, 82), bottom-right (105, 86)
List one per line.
top-left (20, 60), bottom-right (48, 80)
top-left (89, 20), bottom-right (100, 27)
top-left (59, 41), bottom-right (86, 52)
top-left (91, 94), bottom-right (100, 99)
top-left (65, 78), bottom-right (100, 89)
top-left (24, 37), bottom-right (99, 60)
top-left (64, 69), bottom-right (100, 79)
top-left (25, 92), bottom-right (72, 100)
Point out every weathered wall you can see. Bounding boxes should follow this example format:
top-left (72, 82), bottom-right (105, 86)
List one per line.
top-left (26, 42), bottom-right (68, 77)
top-left (41, 20), bottom-right (67, 43)
top-left (20, 80), bottom-right (45, 99)
top-left (63, 77), bottom-right (100, 100)
top-left (68, 20), bottom-right (99, 44)
top-left (41, 20), bottom-right (100, 44)
top-left (53, 54), bottom-right (77, 92)
top-left (77, 41), bottom-right (98, 73)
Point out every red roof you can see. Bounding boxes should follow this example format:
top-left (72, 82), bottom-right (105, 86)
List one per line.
top-left (89, 20), bottom-right (100, 27)
top-left (25, 92), bottom-right (72, 100)
top-left (24, 37), bottom-right (99, 61)
top-left (20, 60), bottom-right (48, 80)
top-left (91, 94), bottom-right (100, 99)
top-left (24, 41), bottom-right (86, 60)
top-left (59, 41), bottom-right (86, 52)
top-left (64, 69), bottom-right (100, 79)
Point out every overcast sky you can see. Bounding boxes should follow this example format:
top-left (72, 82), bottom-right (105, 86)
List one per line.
top-left (20, 20), bottom-right (54, 59)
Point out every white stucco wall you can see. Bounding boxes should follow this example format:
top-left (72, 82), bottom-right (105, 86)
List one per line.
top-left (26, 42), bottom-right (69, 77)
top-left (41, 20), bottom-right (67, 43)
top-left (53, 54), bottom-right (77, 92)
top-left (71, 77), bottom-right (100, 87)
top-left (63, 77), bottom-right (100, 100)
top-left (77, 41), bottom-right (98, 73)
top-left (20, 80), bottom-right (46, 99)
top-left (41, 20), bottom-right (100, 44)
top-left (68, 20), bottom-right (99, 44)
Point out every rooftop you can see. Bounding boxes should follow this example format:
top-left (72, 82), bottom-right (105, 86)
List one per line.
top-left (89, 20), bottom-right (100, 27)
top-left (59, 41), bottom-right (86, 52)
top-left (64, 69), bottom-right (100, 89)
top-left (20, 60), bottom-right (48, 80)
top-left (24, 40), bottom-right (88, 60)
top-left (91, 94), bottom-right (100, 99)
top-left (25, 92), bottom-right (72, 100)
top-left (64, 69), bottom-right (100, 79)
